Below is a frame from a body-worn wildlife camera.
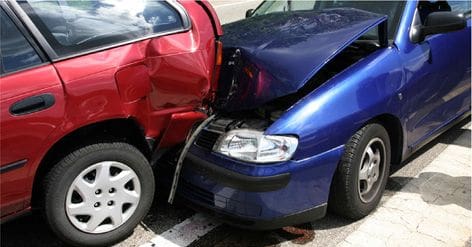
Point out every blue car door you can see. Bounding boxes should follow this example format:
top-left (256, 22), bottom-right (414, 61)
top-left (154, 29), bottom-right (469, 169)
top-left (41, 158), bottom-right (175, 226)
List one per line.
top-left (404, 1), bottom-right (471, 148)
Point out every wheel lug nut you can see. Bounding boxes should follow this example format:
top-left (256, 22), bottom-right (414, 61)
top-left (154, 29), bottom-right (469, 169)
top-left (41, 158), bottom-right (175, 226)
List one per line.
top-left (95, 189), bottom-right (101, 195)
top-left (109, 188), bottom-right (115, 193)
top-left (107, 201), bottom-right (114, 206)
top-left (94, 202), bottom-right (100, 207)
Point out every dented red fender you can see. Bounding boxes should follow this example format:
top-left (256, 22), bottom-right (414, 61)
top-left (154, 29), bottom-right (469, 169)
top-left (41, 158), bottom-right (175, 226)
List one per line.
top-left (158, 111), bottom-right (208, 149)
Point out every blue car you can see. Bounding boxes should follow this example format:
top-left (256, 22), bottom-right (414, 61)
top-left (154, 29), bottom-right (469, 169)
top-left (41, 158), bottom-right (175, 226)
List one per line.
top-left (177, 0), bottom-right (471, 229)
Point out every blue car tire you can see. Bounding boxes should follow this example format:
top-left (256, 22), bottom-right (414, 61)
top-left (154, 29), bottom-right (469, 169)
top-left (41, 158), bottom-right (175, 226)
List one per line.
top-left (329, 123), bottom-right (391, 220)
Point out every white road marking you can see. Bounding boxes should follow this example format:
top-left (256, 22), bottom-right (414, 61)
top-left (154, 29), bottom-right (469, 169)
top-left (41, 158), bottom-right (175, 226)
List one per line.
top-left (140, 214), bottom-right (221, 247)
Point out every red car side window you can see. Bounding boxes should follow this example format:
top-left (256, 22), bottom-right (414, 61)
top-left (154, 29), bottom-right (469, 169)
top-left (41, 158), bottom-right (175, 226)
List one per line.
top-left (0, 9), bottom-right (42, 75)
top-left (18, 0), bottom-right (188, 57)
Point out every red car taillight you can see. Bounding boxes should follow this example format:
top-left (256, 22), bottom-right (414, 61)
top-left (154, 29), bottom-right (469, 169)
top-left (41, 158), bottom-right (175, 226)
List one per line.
top-left (210, 40), bottom-right (223, 102)
top-left (215, 40), bottom-right (223, 66)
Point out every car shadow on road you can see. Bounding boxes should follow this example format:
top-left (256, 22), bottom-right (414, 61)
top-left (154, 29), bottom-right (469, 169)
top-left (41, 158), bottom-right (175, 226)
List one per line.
top-left (139, 191), bottom-right (195, 235)
top-left (0, 192), bottom-right (196, 247)
top-left (0, 213), bottom-right (64, 247)
top-left (387, 172), bottom-right (471, 210)
top-left (444, 128), bottom-right (471, 148)
top-left (189, 213), bottom-right (353, 247)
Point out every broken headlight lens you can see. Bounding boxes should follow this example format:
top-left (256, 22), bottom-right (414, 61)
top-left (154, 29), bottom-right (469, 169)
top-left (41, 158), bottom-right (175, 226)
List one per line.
top-left (213, 129), bottom-right (298, 163)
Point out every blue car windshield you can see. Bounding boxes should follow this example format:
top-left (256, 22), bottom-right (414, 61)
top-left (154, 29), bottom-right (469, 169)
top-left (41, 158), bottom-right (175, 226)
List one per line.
top-left (252, 1), bottom-right (405, 39)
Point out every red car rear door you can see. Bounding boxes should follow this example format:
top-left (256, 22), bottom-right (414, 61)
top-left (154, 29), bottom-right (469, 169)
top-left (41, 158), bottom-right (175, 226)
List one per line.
top-left (0, 7), bottom-right (64, 218)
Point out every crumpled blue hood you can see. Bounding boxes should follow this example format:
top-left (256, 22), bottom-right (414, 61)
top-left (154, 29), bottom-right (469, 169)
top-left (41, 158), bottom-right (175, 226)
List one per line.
top-left (217, 8), bottom-right (386, 111)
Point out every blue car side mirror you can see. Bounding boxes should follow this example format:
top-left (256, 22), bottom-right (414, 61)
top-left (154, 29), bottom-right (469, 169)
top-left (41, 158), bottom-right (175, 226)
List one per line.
top-left (411, 12), bottom-right (466, 43)
top-left (246, 9), bottom-right (254, 18)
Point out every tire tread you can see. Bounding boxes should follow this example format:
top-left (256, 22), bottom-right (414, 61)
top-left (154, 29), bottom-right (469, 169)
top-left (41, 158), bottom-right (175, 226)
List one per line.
top-left (42, 142), bottom-right (153, 246)
top-left (329, 123), bottom-right (390, 220)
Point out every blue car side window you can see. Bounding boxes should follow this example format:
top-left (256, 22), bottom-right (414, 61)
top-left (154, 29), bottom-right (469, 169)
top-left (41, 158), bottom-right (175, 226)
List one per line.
top-left (0, 9), bottom-right (42, 75)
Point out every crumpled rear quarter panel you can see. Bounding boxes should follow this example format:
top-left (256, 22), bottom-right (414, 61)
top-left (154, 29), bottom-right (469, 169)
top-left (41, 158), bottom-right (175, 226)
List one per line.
top-left (53, 1), bottom-right (217, 143)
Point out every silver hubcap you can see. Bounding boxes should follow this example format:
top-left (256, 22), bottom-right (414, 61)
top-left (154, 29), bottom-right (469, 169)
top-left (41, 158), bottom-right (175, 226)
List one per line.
top-left (358, 138), bottom-right (386, 203)
top-left (66, 161), bottom-right (141, 234)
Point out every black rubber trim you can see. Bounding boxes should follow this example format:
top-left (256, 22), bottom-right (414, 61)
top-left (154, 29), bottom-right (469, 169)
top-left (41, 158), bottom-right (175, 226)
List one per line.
top-left (184, 153), bottom-right (290, 192)
top-left (182, 195), bottom-right (327, 230)
top-left (0, 159), bottom-right (27, 174)
top-left (0, 208), bottom-right (31, 224)
top-left (10, 93), bottom-right (55, 116)
top-left (406, 111), bottom-right (470, 159)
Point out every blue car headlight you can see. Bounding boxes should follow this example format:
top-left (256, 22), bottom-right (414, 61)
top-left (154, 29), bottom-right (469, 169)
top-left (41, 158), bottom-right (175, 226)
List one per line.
top-left (213, 129), bottom-right (298, 163)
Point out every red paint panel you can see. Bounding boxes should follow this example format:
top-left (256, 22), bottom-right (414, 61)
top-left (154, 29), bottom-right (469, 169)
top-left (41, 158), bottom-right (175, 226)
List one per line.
top-left (188, 0), bottom-right (223, 36)
top-left (54, 41), bottom-right (149, 82)
top-left (0, 65), bottom-right (58, 99)
top-left (1, 0), bottom-right (222, 220)
top-left (0, 167), bottom-right (29, 218)
top-left (115, 64), bottom-right (152, 103)
top-left (158, 111), bottom-right (208, 148)
top-left (0, 64), bottom-right (64, 216)
top-left (147, 51), bottom-right (211, 108)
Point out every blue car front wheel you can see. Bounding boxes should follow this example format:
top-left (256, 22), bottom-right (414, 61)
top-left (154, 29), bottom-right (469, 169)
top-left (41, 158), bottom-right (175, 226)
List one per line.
top-left (328, 123), bottom-right (391, 220)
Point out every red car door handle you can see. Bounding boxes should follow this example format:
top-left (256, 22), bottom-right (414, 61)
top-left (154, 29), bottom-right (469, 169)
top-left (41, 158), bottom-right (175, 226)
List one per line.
top-left (9, 93), bottom-right (55, 116)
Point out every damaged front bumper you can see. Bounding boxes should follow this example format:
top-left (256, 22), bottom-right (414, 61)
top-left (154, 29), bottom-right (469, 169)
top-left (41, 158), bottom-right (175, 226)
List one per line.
top-left (177, 136), bottom-right (344, 229)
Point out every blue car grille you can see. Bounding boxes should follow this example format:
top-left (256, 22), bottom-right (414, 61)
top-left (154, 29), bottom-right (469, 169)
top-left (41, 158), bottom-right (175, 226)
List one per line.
top-left (179, 178), bottom-right (262, 217)
top-left (179, 179), bottom-right (215, 205)
top-left (194, 129), bottom-right (220, 150)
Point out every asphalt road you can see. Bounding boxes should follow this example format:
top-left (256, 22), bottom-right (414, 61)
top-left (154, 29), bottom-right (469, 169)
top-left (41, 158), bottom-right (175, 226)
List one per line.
top-left (2, 118), bottom-right (470, 247)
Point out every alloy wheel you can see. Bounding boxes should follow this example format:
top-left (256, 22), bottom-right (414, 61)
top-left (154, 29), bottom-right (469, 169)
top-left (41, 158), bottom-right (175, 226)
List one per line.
top-left (357, 138), bottom-right (386, 203)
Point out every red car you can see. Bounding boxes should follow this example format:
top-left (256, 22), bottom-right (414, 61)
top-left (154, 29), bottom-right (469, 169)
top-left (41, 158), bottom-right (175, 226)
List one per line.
top-left (0, 0), bottom-right (222, 246)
